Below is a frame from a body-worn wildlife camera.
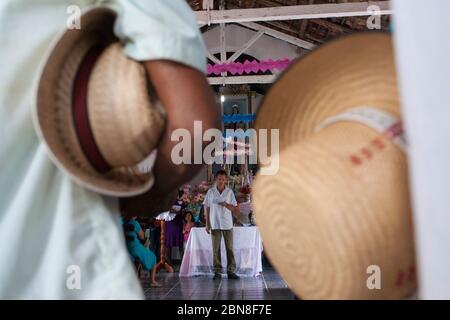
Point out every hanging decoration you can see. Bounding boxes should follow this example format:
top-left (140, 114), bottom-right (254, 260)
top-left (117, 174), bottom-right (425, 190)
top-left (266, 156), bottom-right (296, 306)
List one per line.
top-left (208, 58), bottom-right (293, 76)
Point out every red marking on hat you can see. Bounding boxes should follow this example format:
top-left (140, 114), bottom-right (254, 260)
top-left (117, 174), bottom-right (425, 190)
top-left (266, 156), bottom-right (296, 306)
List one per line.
top-left (349, 121), bottom-right (404, 167)
top-left (371, 138), bottom-right (385, 150)
top-left (350, 155), bottom-right (362, 166)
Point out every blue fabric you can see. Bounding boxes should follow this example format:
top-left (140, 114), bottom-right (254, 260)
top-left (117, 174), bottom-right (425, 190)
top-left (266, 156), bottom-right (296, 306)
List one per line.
top-left (122, 219), bottom-right (157, 271)
top-left (222, 114), bottom-right (256, 123)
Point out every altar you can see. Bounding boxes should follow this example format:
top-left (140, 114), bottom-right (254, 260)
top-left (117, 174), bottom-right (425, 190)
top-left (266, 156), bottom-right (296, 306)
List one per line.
top-left (179, 226), bottom-right (263, 277)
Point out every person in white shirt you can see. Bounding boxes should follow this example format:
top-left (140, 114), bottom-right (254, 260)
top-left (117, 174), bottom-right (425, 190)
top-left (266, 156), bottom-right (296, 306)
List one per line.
top-left (0, 0), bottom-right (219, 299)
top-left (203, 170), bottom-right (240, 280)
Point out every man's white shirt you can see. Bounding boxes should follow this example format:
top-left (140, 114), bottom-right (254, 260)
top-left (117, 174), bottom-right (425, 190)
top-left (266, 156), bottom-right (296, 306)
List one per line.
top-left (0, 0), bottom-right (206, 299)
top-left (203, 185), bottom-right (237, 230)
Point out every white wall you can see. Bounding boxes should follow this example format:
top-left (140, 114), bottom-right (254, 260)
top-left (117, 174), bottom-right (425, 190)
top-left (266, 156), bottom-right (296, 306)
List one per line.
top-left (393, 0), bottom-right (450, 299)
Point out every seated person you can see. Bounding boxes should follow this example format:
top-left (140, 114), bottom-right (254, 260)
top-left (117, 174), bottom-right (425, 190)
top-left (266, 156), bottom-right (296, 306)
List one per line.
top-left (122, 216), bottom-right (161, 287)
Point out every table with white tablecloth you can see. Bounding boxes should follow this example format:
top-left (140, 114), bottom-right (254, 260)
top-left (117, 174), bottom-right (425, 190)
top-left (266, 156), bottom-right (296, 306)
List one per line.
top-left (179, 226), bottom-right (263, 277)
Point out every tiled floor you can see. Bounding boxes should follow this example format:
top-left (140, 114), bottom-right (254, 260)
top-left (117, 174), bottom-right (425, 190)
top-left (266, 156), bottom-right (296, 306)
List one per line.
top-left (141, 264), bottom-right (297, 300)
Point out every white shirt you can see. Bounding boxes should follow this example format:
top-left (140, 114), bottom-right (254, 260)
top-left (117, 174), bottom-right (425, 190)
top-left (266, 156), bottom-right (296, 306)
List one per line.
top-left (0, 0), bottom-right (206, 299)
top-left (203, 186), bottom-right (237, 230)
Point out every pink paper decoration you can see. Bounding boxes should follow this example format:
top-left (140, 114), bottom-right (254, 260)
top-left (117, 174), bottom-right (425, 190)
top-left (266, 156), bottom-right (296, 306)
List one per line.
top-left (207, 58), bottom-right (293, 76)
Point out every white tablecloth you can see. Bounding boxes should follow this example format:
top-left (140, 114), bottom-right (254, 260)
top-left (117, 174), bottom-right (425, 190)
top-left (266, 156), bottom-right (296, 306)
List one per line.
top-left (238, 201), bottom-right (253, 224)
top-left (179, 227), bottom-right (263, 277)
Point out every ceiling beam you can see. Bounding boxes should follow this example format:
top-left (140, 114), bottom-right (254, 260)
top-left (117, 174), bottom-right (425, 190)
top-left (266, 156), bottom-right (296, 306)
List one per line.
top-left (208, 75), bottom-right (276, 85)
top-left (219, 0), bottom-right (226, 78)
top-left (239, 21), bottom-right (316, 50)
top-left (220, 23), bottom-right (226, 63)
top-left (207, 52), bottom-right (221, 64)
top-left (196, 1), bottom-right (392, 24)
top-left (227, 30), bottom-right (265, 63)
top-left (309, 18), bottom-right (353, 34)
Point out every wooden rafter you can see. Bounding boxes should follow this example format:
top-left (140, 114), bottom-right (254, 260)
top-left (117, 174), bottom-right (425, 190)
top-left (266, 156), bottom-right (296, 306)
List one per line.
top-left (195, 1), bottom-right (392, 24)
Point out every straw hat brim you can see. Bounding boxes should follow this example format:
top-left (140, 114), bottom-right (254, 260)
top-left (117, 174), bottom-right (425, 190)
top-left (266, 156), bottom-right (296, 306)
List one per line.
top-left (253, 33), bottom-right (416, 299)
top-left (33, 6), bottom-right (156, 197)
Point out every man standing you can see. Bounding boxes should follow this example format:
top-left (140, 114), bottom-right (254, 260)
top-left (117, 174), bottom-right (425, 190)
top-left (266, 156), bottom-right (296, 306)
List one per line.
top-left (204, 170), bottom-right (240, 280)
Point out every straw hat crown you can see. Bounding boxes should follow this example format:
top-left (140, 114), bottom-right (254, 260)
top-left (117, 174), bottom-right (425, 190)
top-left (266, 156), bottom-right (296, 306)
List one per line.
top-left (88, 42), bottom-right (165, 168)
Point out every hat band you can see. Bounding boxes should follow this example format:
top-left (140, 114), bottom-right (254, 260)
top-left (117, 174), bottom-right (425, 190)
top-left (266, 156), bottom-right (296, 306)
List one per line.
top-left (72, 46), bottom-right (112, 174)
top-left (315, 107), bottom-right (407, 152)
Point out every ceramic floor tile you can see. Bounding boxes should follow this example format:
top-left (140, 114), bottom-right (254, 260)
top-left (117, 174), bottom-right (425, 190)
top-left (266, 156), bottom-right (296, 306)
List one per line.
top-left (142, 264), bottom-right (294, 300)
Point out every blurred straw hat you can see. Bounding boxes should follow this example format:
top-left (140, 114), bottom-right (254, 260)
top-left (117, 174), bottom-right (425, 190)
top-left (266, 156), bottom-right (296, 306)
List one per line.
top-left (253, 33), bottom-right (416, 299)
top-left (34, 6), bottom-right (166, 197)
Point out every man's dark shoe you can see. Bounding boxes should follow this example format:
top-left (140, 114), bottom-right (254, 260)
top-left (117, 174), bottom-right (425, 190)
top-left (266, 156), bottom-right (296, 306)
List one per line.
top-left (227, 272), bottom-right (240, 280)
top-left (213, 273), bottom-right (221, 280)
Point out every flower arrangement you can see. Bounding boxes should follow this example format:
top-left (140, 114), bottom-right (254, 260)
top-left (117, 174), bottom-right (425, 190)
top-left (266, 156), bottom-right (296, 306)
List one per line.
top-left (181, 182), bottom-right (209, 225)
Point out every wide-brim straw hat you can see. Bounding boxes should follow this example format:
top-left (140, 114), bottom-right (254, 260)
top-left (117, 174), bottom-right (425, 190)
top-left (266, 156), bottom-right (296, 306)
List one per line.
top-left (253, 33), bottom-right (416, 299)
top-left (33, 6), bottom-right (166, 197)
